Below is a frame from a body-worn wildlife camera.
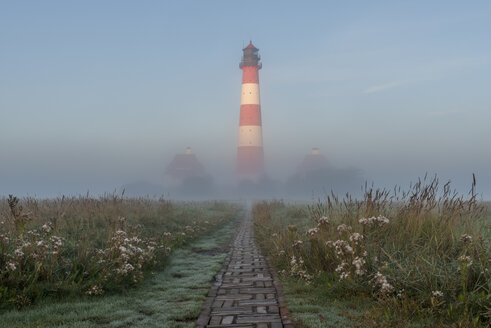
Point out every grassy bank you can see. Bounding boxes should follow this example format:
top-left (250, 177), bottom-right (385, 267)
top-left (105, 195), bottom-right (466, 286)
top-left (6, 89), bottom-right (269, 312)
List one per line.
top-left (0, 214), bottom-right (238, 327)
top-left (0, 195), bottom-right (238, 309)
top-left (254, 178), bottom-right (490, 327)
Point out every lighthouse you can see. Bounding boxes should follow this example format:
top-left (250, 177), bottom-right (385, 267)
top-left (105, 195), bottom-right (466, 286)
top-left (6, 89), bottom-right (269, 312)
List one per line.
top-left (237, 41), bottom-right (264, 179)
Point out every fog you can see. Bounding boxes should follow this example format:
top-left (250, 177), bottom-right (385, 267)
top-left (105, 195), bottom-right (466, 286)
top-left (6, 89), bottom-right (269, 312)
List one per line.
top-left (1, 1), bottom-right (490, 200)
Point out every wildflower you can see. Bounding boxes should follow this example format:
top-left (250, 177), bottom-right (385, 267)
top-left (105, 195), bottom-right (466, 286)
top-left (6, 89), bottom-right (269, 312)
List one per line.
top-left (6, 262), bottom-right (17, 271)
top-left (49, 236), bottom-right (64, 248)
top-left (306, 227), bottom-right (319, 236)
top-left (459, 234), bottom-right (472, 244)
top-left (41, 223), bottom-right (52, 233)
top-left (1, 234), bottom-right (9, 243)
top-left (359, 215), bottom-right (389, 227)
top-left (272, 233), bottom-right (279, 238)
top-left (292, 240), bottom-right (303, 247)
top-left (432, 290), bottom-right (443, 298)
top-left (337, 224), bottom-right (352, 233)
top-left (372, 272), bottom-right (394, 295)
top-left (86, 285), bottom-right (104, 295)
top-left (14, 248), bottom-right (24, 258)
top-left (457, 255), bottom-right (472, 267)
top-left (352, 257), bottom-right (366, 276)
top-left (278, 250), bottom-right (286, 256)
top-left (339, 272), bottom-right (350, 280)
top-left (317, 216), bottom-right (330, 226)
top-left (333, 240), bottom-right (353, 256)
top-left (397, 289), bottom-right (405, 299)
top-left (335, 261), bottom-right (348, 273)
top-left (349, 232), bottom-right (364, 243)
top-left (380, 282), bottom-right (395, 294)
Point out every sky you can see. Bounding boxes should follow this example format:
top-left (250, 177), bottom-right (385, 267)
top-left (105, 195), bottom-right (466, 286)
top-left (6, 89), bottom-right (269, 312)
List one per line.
top-left (1, 0), bottom-right (490, 198)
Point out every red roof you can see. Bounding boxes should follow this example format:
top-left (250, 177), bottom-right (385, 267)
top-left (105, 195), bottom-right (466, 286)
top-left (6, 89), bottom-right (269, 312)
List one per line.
top-left (244, 41), bottom-right (258, 50)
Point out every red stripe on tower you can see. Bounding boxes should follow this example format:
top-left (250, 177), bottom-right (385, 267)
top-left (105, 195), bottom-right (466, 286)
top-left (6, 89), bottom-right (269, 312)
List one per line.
top-left (237, 41), bottom-right (264, 178)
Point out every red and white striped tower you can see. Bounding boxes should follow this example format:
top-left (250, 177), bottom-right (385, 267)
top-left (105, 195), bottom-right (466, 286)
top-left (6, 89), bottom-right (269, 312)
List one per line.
top-left (237, 41), bottom-right (264, 179)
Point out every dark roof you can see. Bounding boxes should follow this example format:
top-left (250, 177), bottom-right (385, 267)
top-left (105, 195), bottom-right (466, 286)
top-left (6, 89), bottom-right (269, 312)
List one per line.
top-left (165, 154), bottom-right (205, 180)
top-left (243, 41), bottom-right (258, 50)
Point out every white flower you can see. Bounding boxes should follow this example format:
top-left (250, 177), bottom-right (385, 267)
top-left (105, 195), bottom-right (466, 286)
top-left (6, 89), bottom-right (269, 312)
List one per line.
top-left (317, 216), bottom-right (330, 226)
top-left (340, 272), bottom-right (350, 280)
top-left (335, 261), bottom-right (348, 273)
top-left (333, 240), bottom-right (353, 256)
top-left (380, 282), bottom-right (395, 294)
top-left (457, 255), bottom-right (472, 266)
top-left (14, 248), bottom-right (24, 258)
top-left (460, 234), bottom-right (472, 243)
top-left (349, 233), bottom-right (364, 243)
top-left (359, 215), bottom-right (389, 227)
top-left (307, 228), bottom-right (319, 236)
top-left (6, 262), bottom-right (17, 271)
top-left (352, 257), bottom-right (366, 276)
top-left (292, 240), bottom-right (303, 247)
top-left (41, 223), bottom-right (52, 233)
top-left (432, 290), bottom-right (443, 298)
top-left (337, 224), bottom-right (352, 233)
top-left (372, 272), bottom-right (394, 295)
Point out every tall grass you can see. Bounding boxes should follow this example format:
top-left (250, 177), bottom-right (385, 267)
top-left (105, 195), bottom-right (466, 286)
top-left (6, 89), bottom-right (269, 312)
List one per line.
top-left (254, 176), bottom-right (490, 326)
top-left (0, 194), bottom-right (237, 309)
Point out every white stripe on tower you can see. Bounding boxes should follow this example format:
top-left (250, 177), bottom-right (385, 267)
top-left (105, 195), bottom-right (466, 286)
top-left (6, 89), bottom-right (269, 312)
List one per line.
top-left (240, 83), bottom-right (260, 105)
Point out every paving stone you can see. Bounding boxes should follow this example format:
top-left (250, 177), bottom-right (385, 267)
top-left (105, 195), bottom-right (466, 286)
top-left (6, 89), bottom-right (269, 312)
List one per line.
top-left (257, 306), bottom-right (267, 314)
top-left (222, 316), bottom-right (234, 324)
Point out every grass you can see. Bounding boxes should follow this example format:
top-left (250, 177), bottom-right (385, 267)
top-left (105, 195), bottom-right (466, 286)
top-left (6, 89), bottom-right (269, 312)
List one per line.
top-left (0, 213), bottom-right (238, 327)
top-left (0, 194), bottom-right (238, 309)
top-left (254, 176), bottom-right (491, 327)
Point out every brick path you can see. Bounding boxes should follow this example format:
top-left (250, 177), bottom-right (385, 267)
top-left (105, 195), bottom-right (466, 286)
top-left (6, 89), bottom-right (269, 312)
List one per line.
top-left (196, 208), bottom-right (293, 328)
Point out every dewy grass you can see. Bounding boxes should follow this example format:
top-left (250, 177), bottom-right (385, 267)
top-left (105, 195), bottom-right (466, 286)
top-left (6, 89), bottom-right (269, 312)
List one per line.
top-left (0, 215), bottom-right (237, 328)
top-left (0, 195), bottom-right (237, 309)
top-left (254, 177), bottom-right (491, 327)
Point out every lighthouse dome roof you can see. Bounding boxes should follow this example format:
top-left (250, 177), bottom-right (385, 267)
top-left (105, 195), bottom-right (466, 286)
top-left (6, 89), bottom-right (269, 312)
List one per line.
top-left (243, 41), bottom-right (258, 50)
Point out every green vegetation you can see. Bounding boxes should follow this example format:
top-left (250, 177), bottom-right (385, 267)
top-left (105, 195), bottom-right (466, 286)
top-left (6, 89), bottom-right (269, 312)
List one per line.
top-left (0, 195), bottom-right (237, 309)
top-left (254, 177), bottom-right (491, 327)
top-left (0, 215), bottom-right (237, 327)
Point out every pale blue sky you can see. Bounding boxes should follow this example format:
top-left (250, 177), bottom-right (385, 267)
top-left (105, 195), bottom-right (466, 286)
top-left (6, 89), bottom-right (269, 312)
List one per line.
top-left (1, 0), bottom-right (490, 197)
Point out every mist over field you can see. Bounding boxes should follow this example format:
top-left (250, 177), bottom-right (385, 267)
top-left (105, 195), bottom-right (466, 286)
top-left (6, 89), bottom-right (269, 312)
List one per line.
top-left (1, 0), bottom-right (490, 199)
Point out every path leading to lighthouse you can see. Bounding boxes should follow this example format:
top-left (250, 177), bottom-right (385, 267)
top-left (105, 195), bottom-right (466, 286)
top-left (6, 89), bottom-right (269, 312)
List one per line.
top-left (196, 208), bottom-right (293, 328)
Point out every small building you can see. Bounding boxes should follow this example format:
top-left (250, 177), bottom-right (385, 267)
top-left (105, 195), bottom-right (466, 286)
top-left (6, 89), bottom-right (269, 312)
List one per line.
top-left (296, 148), bottom-right (329, 177)
top-left (164, 147), bottom-right (206, 187)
